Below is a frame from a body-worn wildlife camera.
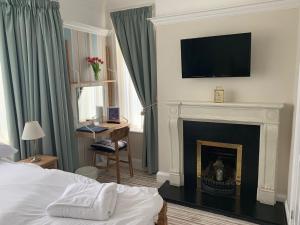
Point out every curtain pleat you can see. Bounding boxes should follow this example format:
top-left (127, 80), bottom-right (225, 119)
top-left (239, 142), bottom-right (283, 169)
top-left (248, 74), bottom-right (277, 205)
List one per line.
top-left (111, 7), bottom-right (158, 174)
top-left (0, 0), bottom-right (78, 171)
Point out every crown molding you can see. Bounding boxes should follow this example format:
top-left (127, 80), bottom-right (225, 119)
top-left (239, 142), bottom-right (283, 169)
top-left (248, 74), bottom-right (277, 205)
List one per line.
top-left (150, 0), bottom-right (300, 25)
top-left (63, 22), bottom-right (112, 36)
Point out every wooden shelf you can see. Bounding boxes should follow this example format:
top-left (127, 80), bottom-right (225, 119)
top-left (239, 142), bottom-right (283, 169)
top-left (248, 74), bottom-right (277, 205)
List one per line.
top-left (70, 80), bottom-right (116, 88)
top-left (102, 80), bottom-right (116, 83)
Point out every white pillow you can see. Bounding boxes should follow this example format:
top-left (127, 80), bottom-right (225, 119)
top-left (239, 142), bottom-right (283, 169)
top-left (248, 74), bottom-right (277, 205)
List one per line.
top-left (0, 142), bottom-right (18, 158)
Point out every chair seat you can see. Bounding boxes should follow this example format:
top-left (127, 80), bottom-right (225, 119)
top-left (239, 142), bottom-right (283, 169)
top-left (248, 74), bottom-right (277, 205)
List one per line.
top-left (91, 139), bottom-right (127, 153)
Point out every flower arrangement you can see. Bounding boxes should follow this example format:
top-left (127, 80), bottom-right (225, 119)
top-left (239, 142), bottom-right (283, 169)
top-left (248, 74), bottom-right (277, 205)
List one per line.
top-left (87, 57), bottom-right (104, 80)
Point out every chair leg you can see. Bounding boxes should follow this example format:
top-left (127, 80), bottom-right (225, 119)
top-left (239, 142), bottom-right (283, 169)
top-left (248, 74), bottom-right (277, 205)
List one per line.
top-left (106, 155), bottom-right (110, 171)
top-left (127, 140), bottom-right (134, 177)
top-left (92, 152), bottom-right (97, 167)
top-left (115, 142), bottom-right (121, 184)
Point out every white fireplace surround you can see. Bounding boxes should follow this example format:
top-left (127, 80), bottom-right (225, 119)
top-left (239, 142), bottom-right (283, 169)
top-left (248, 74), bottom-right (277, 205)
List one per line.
top-left (157, 101), bottom-right (284, 205)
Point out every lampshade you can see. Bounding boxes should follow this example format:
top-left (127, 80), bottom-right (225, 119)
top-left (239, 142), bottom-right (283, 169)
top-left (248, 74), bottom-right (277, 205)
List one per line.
top-left (21, 121), bottom-right (45, 141)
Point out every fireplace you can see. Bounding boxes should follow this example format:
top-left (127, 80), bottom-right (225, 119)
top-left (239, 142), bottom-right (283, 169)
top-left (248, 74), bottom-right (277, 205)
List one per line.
top-left (197, 141), bottom-right (242, 197)
top-left (158, 102), bottom-right (286, 224)
top-left (158, 101), bottom-right (283, 205)
top-left (184, 121), bottom-right (260, 202)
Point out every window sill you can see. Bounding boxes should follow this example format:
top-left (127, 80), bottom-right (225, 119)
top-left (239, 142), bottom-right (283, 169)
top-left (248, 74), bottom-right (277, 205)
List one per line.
top-left (130, 127), bottom-right (143, 134)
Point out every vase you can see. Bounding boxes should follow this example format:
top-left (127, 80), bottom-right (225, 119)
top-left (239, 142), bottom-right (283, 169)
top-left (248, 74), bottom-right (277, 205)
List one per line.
top-left (94, 70), bottom-right (100, 80)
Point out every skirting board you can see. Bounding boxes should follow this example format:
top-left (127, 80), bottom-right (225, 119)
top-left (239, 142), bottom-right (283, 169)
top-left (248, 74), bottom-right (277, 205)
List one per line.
top-left (156, 171), bottom-right (287, 202)
top-left (157, 171), bottom-right (170, 184)
top-left (277, 193), bottom-right (288, 202)
top-left (122, 157), bottom-right (143, 171)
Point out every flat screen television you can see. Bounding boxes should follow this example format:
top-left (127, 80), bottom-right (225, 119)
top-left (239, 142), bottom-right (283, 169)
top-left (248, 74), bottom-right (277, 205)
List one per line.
top-left (181, 33), bottom-right (251, 78)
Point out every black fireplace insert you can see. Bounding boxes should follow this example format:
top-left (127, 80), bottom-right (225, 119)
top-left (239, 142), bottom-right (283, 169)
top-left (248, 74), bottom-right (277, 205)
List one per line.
top-left (183, 121), bottom-right (260, 202)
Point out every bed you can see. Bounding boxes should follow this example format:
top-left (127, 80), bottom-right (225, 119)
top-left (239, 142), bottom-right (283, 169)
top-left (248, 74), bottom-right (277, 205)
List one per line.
top-left (0, 159), bottom-right (167, 225)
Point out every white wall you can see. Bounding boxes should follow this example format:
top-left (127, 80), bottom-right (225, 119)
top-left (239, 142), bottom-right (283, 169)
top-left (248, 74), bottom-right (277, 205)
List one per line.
top-left (156, 8), bottom-right (299, 199)
top-left (155, 0), bottom-right (272, 16)
top-left (286, 9), bottom-right (300, 225)
top-left (59, 0), bottom-right (106, 28)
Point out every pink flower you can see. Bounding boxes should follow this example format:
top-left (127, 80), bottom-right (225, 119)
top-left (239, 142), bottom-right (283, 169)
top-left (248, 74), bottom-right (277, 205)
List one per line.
top-left (87, 56), bottom-right (104, 65)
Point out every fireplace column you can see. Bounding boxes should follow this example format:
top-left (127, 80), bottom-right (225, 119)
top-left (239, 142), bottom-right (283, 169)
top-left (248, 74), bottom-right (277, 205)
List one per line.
top-left (168, 102), bottom-right (183, 186)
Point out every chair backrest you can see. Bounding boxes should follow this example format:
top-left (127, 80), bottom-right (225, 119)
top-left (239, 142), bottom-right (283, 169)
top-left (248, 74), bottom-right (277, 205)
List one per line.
top-left (110, 126), bottom-right (129, 142)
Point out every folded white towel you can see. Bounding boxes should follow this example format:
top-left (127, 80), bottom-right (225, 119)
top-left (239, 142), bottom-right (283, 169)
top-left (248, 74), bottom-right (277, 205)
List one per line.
top-left (46, 182), bottom-right (118, 221)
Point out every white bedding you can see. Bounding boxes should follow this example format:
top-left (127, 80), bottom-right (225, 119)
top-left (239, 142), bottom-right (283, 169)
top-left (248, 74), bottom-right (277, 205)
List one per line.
top-left (0, 159), bottom-right (163, 225)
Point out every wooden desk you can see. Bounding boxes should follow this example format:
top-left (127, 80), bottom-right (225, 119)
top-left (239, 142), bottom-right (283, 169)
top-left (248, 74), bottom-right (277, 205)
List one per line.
top-left (76, 122), bottom-right (129, 167)
top-left (76, 122), bottom-right (129, 139)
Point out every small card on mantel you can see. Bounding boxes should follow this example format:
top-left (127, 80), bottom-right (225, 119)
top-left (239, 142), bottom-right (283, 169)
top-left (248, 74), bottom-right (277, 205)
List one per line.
top-left (214, 86), bottom-right (224, 103)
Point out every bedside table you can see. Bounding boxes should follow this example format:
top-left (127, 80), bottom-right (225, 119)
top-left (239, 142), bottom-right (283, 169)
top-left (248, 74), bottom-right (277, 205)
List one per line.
top-left (19, 155), bottom-right (58, 169)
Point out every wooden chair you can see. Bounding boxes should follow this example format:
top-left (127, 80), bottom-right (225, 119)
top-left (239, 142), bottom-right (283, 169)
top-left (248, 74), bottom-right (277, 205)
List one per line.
top-left (91, 126), bottom-right (133, 183)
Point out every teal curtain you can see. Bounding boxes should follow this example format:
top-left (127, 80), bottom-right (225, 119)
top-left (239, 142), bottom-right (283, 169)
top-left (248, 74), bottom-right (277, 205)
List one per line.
top-left (111, 7), bottom-right (158, 174)
top-left (0, 0), bottom-right (78, 171)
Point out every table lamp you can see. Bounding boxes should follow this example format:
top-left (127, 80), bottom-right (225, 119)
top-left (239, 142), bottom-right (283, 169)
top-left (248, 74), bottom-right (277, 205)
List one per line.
top-left (21, 121), bottom-right (45, 162)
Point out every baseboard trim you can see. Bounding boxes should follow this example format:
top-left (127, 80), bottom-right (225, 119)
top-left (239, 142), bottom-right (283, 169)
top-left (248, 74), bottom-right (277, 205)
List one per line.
top-left (157, 171), bottom-right (170, 184)
top-left (118, 156), bottom-right (143, 171)
top-left (285, 200), bottom-right (291, 225)
top-left (132, 158), bottom-right (143, 170)
top-left (276, 193), bottom-right (287, 202)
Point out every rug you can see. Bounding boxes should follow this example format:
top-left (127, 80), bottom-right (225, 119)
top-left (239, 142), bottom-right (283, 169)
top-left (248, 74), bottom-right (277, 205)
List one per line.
top-left (97, 167), bottom-right (256, 225)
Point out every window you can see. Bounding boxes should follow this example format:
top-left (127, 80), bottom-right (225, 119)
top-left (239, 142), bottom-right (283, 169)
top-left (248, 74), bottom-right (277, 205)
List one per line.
top-left (116, 40), bottom-right (144, 132)
top-left (0, 62), bottom-right (9, 144)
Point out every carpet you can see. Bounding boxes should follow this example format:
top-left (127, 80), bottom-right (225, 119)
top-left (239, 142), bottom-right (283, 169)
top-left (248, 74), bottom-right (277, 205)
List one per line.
top-left (97, 167), bottom-right (256, 225)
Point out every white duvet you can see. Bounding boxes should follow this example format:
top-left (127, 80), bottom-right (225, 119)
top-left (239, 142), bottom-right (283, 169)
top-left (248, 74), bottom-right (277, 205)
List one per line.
top-left (0, 159), bottom-right (163, 225)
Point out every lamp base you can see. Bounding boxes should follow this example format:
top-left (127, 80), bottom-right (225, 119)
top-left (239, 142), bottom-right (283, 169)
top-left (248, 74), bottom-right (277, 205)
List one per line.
top-left (31, 155), bottom-right (41, 163)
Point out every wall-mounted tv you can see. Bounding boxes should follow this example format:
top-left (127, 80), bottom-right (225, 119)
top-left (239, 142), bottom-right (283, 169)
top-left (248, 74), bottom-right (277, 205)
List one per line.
top-left (181, 33), bottom-right (251, 78)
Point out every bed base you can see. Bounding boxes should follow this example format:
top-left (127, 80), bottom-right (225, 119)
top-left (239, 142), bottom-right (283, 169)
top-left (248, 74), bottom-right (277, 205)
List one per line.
top-left (156, 201), bottom-right (168, 225)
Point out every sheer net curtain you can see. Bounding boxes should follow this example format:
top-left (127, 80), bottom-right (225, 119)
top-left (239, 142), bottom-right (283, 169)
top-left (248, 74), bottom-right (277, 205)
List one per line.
top-left (116, 40), bottom-right (144, 132)
top-left (0, 63), bottom-right (9, 144)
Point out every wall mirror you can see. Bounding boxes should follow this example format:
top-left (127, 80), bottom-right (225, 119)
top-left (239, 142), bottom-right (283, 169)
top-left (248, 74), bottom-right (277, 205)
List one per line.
top-left (77, 86), bottom-right (104, 123)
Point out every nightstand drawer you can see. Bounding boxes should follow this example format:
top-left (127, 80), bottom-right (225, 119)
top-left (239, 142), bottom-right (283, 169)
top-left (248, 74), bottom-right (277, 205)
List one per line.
top-left (42, 161), bottom-right (58, 169)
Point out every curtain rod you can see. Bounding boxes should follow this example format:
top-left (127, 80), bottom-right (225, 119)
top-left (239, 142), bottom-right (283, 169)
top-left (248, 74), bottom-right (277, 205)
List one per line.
top-left (109, 3), bottom-right (155, 13)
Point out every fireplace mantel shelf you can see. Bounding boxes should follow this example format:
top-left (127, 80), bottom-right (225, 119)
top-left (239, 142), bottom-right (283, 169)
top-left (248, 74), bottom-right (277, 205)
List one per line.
top-left (159, 100), bottom-right (285, 205)
top-left (167, 101), bottom-right (284, 109)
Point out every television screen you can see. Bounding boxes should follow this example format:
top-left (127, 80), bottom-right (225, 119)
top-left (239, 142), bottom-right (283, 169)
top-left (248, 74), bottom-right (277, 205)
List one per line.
top-left (181, 33), bottom-right (251, 78)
